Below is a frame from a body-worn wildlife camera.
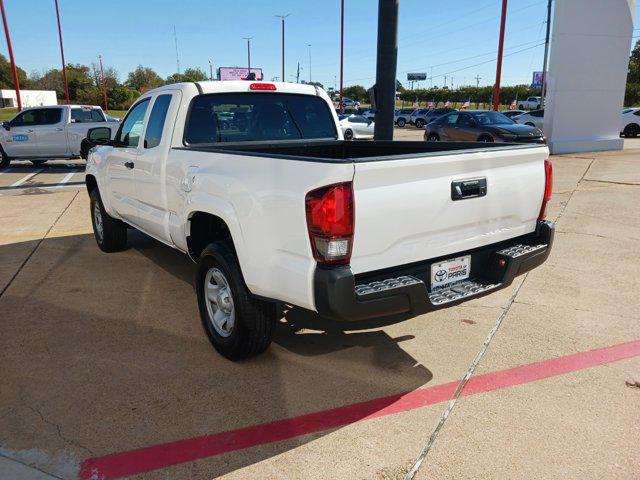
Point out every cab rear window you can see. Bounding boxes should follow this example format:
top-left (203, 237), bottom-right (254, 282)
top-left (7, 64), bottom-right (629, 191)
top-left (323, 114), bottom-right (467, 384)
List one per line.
top-left (184, 93), bottom-right (338, 144)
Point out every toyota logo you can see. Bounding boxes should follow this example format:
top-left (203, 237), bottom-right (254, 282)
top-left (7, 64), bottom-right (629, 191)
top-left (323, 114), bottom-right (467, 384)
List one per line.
top-left (434, 269), bottom-right (448, 282)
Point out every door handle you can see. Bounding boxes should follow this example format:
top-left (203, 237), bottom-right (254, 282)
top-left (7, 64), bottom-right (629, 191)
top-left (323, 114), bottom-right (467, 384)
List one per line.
top-left (124, 161), bottom-right (135, 169)
top-left (55, 128), bottom-right (64, 131)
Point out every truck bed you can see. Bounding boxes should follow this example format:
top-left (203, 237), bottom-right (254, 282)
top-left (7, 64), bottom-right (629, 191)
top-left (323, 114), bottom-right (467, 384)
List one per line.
top-left (178, 140), bottom-right (543, 163)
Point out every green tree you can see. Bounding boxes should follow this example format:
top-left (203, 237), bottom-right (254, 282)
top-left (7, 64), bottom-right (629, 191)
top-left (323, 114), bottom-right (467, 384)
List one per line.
top-left (125, 65), bottom-right (164, 91)
top-left (0, 54), bottom-right (28, 90)
top-left (342, 85), bottom-right (367, 102)
top-left (307, 81), bottom-right (324, 89)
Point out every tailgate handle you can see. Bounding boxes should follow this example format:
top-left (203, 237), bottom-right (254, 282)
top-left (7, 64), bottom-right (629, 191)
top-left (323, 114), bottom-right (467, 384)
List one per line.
top-left (451, 178), bottom-right (487, 200)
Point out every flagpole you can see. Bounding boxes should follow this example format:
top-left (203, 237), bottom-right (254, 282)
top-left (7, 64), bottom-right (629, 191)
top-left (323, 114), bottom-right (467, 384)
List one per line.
top-left (54, 0), bottom-right (70, 104)
top-left (0, 0), bottom-right (21, 111)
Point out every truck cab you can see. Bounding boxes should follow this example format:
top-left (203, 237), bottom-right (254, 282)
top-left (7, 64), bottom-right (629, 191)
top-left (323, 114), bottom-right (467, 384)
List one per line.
top-left (0, 105), bottom-right (118, 168)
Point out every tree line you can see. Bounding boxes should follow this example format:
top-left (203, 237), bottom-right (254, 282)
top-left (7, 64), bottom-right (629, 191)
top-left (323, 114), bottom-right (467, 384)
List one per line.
top-left (0, 55), bottom-right (209, 110)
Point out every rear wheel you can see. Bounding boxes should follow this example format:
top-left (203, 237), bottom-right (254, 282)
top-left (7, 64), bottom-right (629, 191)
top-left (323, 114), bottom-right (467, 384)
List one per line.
top-left (415, 119), bottom-right (425, 128)
top-left (623, 123), bottom-right (640, 138)
top-left (426, 133), bottom-right (440, 142)
top-left (478, 135), bottom-right (494, 142)
top-left (344, 129), bottom-right (354, 141)
top-left (80, 139), bottom-right (91, 160)
top-left (519, 104), bottom-right (525, 110)
top-left (197, 241), bottom-right (277, 360)
top-left (89, 188), bottom-right (128, 253)
top-left (396, 118), bottom-right (406, 128)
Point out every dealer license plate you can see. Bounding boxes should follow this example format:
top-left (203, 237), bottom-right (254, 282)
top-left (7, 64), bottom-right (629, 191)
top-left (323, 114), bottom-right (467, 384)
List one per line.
top-left (430, 255), bottom-right (471, 289)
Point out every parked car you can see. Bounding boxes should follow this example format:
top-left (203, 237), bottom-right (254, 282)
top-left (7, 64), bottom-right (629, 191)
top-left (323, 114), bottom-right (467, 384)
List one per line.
top-left (410, 108), bottom-right (432, 128)
top-left (341, 97), bottom-right (360, 107)
top-left (424, 110), bottom-right (545, 144)
top-left (518, 96), bottom-right (542, 110)
top-left (500, 110), bottom-right (526, 119)
top-left (620, 107), bottom-right (640, 137)
top-left (84, 80), bottom-right (554, 360)
top-left (339, 114), bottom-right (374, 140)
top-left (394, 108), bottom-right (417, 127)
top-left (421, 107), bottom-right (457, 126)
top-left (105, 114), bottom-right (121, 123)
top-left (0, 105), bottom-right (118, 168)
top-left (361, 109), bottom-right (376, 120)
top-left (513, 109), bottom-right (544, 130)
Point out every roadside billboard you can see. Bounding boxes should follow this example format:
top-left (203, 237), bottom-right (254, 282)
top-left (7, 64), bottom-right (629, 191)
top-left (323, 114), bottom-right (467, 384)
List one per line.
top-left (407, 73), bottom-right (427, 81)
top-left (531, 71), bottom-right (544, 87)
top-left (218, 67), bottom-right (264, 81)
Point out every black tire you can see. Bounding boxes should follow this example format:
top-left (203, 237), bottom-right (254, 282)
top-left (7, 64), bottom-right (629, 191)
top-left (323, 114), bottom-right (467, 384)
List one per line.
top-left (80, 139), bottom-right (91, 160)
top-left (344, 129), bottom-right (354, 141)
top-left (396, 118), bottom-right (406, 127)
top-left (426, 133), bottom-right (440, 141)
top-left (478, 135), bottom-right (494, 143)
top-left (197, 242), bottom-right (277, 360)
top-left (519, 104), bottom-right (525, 110)
top-left (623, 123), bottom-right (640, 138)
top-left (30, 160), bottom-right (47, 166)
top-left (0, 147), bottom-right (9, 169)
top-left (89, 188), bottom-right (127, 253)
top-left (415, 119), bottom-right (425, 128)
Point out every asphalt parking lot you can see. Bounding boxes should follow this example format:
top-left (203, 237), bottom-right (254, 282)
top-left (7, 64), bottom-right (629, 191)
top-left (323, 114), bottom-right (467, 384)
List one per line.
top-left (1, 136), bottom-right (639, 480)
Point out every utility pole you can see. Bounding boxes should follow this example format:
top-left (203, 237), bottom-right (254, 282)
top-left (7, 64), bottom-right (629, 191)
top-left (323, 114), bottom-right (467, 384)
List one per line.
top-left (444, 75), bottom-right (448, 88)
top-left (373, 0), bottom-right (399, 141)
top-left (0, 0), bottom-right (21, 111)
top-left (209, 59), bottom-right (213, 80)
top-left (275, 14), bottom-right (290, 83)
top-left (173, 25), bottom-right (180, 74)
top-left (541, 0), bottom-right (552, 104)
top-left (339, 0), bottom-right (345, 114)
top-left (307, 43), bottom-right (312, 83)
top-left (475, 74), bottom-right (481, 88)
top-left (99, 55), bottom-right (108, 113)
top-left (54, 0), bottom-right (70, 104)
top-left (243, 37), bottom-right (253, 75)
top-left (493, 0), bottom-right (508, 111)
top-left (296, 62), bottom-right (301, 83)
top-left (451, 76), bottom-right (454, 89)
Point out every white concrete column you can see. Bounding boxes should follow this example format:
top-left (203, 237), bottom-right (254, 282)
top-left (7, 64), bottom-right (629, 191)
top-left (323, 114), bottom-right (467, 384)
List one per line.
top-left (544, 0), bottom-right (636, 154)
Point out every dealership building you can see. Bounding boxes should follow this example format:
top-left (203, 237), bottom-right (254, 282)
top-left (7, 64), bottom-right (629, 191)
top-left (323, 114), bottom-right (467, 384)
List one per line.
top-left (0, 89), bottom-right (58, 108)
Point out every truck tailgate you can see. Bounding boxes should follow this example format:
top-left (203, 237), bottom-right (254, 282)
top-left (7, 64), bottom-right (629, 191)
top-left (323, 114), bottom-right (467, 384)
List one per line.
top-left (350, 145), bottom-right (548, 274)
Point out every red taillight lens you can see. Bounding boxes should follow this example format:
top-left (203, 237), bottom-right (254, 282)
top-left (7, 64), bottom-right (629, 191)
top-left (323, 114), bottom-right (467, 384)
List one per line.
top-left (538, 159), bottom-right (553, 221)
top-left (305, 182), bottom-right (354, 264)
top-left (249, 83), bottom-right (277, 91)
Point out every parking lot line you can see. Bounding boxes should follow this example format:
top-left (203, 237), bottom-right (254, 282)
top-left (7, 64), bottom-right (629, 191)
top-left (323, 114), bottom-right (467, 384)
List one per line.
top-left (9, 169), bottom-right (44, 187)
top-left (51, 171), bottom-right (76, 188)
top-left (79, 339), bottom-right (640, 480)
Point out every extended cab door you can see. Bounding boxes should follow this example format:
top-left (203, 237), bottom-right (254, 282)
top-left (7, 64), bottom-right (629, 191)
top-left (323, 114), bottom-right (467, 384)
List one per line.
top-left (104, 98), bottom-right (151, 223)
top-left (131, 91), bottom-right (181, 239)
top-left (34, 107), bottom-right (69, 157)
top-left (1, 109), bottom-right (43, 157)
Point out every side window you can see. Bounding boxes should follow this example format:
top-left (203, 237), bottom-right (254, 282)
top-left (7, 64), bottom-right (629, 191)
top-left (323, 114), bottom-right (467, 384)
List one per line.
top-left (91, 109), bottom-right (105, 122)
top-left (633, 110), bottom-right (640, 117)
top-left (117, 99), bottom-right (150, 148)
top-left (10, 110), bottom-right (36, 126)
top-left (457, 114), bottom-right (475, 127)
top-left (38, 108), bottom-right (62, 125)
top-left (444, 113), bottom-right (459, 125)
top-left (144, 94), bottom-right (172, 149)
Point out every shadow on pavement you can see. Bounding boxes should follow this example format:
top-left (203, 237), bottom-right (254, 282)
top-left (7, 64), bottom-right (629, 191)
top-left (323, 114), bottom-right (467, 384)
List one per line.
top-left (0, 231), bottom-right (433, 478)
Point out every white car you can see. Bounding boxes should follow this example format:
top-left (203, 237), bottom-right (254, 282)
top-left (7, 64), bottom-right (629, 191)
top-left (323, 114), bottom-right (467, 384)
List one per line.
top-left (341, 97), bottom-right (360, 107)
top-left (339, 114), bottom-right (374, 140)
top-left (513, 109), bottom-right (544, 130)
top-left (620, 107), bottom-right (640, 137)
top-left (518, 96), bottom-right (543, 110)
top-left (85, 80), bottom-right (553, 360)
top-left (0, 105), bottom-right (117, 168)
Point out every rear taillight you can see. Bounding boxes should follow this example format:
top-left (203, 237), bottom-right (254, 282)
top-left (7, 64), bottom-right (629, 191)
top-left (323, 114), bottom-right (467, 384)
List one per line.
top-left (305, 182), bottom-right (354, 264)
top-left (538, 159), bottom-right (553, 221)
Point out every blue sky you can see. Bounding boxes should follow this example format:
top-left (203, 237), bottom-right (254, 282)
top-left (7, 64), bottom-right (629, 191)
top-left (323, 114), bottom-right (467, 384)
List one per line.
top-left (1, 0), bottom-right (637, 89)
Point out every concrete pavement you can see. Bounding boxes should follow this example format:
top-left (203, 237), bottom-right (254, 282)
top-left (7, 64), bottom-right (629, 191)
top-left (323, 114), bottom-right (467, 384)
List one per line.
top-left (0, 143), bottom-right (638, 479)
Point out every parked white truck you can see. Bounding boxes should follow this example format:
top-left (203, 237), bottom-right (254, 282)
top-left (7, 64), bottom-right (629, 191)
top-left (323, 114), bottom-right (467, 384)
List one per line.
top-left (84, 81), bottom-right (554, 360)
top-left (0, 105), bottom-right (118, 168)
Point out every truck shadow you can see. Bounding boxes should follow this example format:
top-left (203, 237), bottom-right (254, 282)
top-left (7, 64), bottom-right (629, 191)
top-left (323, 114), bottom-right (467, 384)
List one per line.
top-left (0, 232), bottom-right (433, 479)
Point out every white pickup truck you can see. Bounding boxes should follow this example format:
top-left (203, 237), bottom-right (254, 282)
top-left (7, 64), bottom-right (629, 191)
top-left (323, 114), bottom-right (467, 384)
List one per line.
top-left (84, 80), bottom-right (554, 360)
top-left (0, 105), bottom-right (118, 168)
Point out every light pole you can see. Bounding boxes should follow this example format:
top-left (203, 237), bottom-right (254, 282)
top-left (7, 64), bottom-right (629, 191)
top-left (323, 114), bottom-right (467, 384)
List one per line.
top-left (307, 43), bottom-right (312, 83)
top-left (243, 36), bottom-right (253, 77)
top-left (209, 59), bottom-right (213, 80)
top-left (541, 0), bottom-right (552, 104)
top-left (493, 0), bottom-right (508, 111)
top-left (275, 14), bottom-right (290, 83)
top-left (54, 0), bottom-right (70, 104)
top-left (0, 0), bottom-right (21, 111)
top-left (339, 0), bottom-right (344, 114)
top-left (99, 55), bottom-right (108, 113)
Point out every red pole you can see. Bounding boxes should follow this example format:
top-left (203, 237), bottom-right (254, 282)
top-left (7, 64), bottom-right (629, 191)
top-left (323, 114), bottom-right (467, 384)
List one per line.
top-left (0, 0), bottom-right (21, 111)
top-left (54, 0), bottom-right (70, 104)
top-left (99, 55), bottom-right (108, 113)
top-left (281, 18), bottom-right (285, 81)
top-left (493, 0), bottom-right (508, 111)
top-left (339, 0), bottom-right (344, 114)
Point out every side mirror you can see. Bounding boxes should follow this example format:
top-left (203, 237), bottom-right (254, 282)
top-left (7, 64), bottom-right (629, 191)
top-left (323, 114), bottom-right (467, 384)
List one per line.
top-left (2, 122), bottom-right (10, 131)
top-left (86, 126), bottom-right (112, 146)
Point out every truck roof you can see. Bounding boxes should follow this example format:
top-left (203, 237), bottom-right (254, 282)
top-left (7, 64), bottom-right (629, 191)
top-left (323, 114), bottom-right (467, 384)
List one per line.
top-left (147, 80), bottom-right (323, 97)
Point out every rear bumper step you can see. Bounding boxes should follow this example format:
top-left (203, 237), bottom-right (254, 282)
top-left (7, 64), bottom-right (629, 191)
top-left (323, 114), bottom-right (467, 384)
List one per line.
top-left (314, 220), bottom-right (554, 322)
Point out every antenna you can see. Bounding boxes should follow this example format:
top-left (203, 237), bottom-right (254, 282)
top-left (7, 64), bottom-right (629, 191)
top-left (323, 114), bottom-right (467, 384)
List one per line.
top-left (173, 25), bottom-right (180, 74)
